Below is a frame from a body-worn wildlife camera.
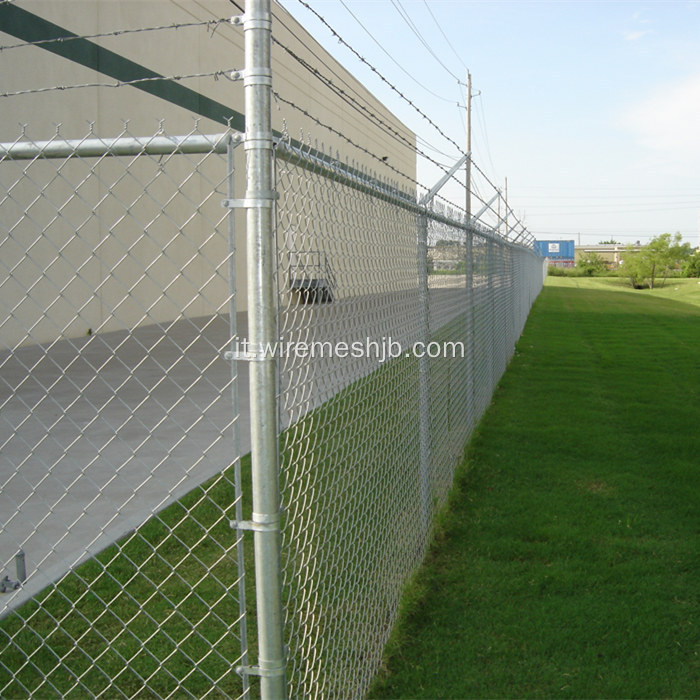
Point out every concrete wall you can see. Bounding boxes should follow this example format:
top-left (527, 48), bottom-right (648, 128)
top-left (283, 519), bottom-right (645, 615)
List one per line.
top-left (0, 0), bottom-right (417, 346)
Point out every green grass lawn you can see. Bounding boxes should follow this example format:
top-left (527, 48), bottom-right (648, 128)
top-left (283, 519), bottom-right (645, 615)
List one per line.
top-left (370, 277), bottom-right (699, 699)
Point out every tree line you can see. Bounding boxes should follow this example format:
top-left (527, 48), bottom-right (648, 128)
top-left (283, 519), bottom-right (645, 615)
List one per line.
top-left (576, 233), bottom-right (700, 289)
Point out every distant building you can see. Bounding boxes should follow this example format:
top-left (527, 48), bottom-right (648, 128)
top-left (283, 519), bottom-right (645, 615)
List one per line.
top-left (575, 243), bottom-right (643, 269)
top-left (428, 241), bottom-right (466, 271)
top-left (533, 240), bottom-right (575, 267)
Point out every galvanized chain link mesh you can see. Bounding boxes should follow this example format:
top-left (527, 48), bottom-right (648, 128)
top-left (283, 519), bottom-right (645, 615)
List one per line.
top-left (274, 140), bottom-right (545, 698)
top-left (0, 124), bottom-right (249, 699)
top-left (0, 120), bottom-right (544, 699)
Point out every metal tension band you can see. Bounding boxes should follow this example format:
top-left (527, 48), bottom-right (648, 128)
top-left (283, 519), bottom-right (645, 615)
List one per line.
top-left (222, 190), bottom-right (278, 210)
top-left (223, 344), bottom-right (270, 362)
top-left (236, 663), bottom-right (286, 679)
top-left (231, 512), bottom-right (280, 532)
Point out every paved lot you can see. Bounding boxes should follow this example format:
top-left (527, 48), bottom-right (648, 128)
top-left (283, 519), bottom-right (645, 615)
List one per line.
top-left (1, 282), bottom-right (468, 615)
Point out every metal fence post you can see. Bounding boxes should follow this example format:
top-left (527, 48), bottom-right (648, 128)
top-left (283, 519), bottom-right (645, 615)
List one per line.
top-left (465, 227), bottom-right (476, 433)
top-left (242, 1), bottom-right (286, 697)
top-left (417, 211), bottom-right (432, 536)
top-left (226, 135), bottom-right (251, 699)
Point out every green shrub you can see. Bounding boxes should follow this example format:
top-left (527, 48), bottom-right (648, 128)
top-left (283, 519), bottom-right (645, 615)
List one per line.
top-left (547, 266), bottom-right (583, 277)
top-left (683, 252), bottom-right (700, 278)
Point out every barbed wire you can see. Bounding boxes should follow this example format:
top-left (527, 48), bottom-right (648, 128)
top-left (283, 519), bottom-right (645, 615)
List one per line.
top-left (273, 89), bottom-right (421, 190)
top-left (273, 8), bottom-right (461, 165)
top-left (0, 69), bottom-right (237, 99)
top-left (472, 158), bottom-right (504, 204)
top-left (286, 2), bottom-right (532, 239)
top-left (0, 18), bottom-right (232, 53)
top-left (271, 36), bottom-right (459, 178)
top-left (273, 88), bottom-right (533, 245)
top-left (292, 0), bottom-right (466, 158)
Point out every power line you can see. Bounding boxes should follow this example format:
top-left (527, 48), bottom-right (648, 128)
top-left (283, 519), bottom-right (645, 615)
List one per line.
top-left (472, 93), bottom-right (497, 182)
top-left (520, 194), bottom-right (700, 200)
top-left (337, 0), bottom-right (456, 104)
top-left (388, 0), bottom-right (463, 84)
top-left (422, 0), bottom-right (469, 74)
top-left (526, 204), bottom-right (700, 216)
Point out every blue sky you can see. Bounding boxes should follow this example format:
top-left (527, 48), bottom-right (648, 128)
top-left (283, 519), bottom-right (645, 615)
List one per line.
top-left (278, 0), bottom-right (700, 247)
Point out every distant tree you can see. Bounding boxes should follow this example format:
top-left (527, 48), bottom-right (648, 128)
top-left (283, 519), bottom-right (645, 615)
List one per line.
top-left (598, 239), bottom-right (621, 245)
top-left (621, 233), bottom-right (692, 289)
top-left (621, 252), bottom-right (647, 289)
top-left (683, 251), bottom-right (700, 278)
top-left (576, 252), bottom-right (607, 276)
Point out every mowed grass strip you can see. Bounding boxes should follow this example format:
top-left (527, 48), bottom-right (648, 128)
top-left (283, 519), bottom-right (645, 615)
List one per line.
top-left (371, 277), bottom-right (699, 699)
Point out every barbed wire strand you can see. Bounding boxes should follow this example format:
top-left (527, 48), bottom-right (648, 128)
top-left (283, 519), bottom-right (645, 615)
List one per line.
top-left (274, 88), bottom-right (533, 243)
top-left (273, 5), bottom-right (460, 163)
top-left (271, 37), bottom-right (462, 178)
top-left (0, 70), bottom-right (237, 99)
top-left (0, 18), bottom-right (232, 52)
top-left (273, 89), bottom-right (422, 190)
top-left (292, 0), bottom-right (466, 157)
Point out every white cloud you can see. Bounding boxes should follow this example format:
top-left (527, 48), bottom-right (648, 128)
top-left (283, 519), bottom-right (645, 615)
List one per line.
top-left (623, 29), bottom-right (652, 41)
top-left (631, 11), bottom-right (651, 24)
top-left (622, 73), bottom-right (700, 155)
top-left (624, 10), bottom-right (652, 40)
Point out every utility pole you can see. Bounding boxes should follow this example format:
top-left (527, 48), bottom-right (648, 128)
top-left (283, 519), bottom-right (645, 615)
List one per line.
top-left (464, 70), bottom-right (476, 434)
top-left (466, 71), bottom-right (472, 220)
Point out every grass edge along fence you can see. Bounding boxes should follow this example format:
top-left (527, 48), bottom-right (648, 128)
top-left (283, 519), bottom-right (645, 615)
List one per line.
top-left (370, 277), bottom-right (700, 699)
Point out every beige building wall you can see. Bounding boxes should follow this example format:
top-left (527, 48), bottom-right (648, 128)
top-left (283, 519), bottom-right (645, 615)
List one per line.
top-left (574, 244), bottom-right (642, 268)
top-left (0, 0), bottom-right (417, 346)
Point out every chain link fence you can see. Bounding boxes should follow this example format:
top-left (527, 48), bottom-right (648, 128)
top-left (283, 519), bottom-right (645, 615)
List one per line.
top-left (273, 139), bottom-right (545, 698)
top-left (0, 124), bottom-right (251, 699)
top-left (1, 3), bottom-right (546, 697)
top-left (0, 122), bottom-right (544, 699)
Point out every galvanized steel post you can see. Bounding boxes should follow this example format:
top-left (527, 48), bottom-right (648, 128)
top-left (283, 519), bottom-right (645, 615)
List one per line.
top-left (465, 227), bottom-right (476, 432)
top-left (417, 211), bottom-right (432, 537)
top-left (242, 1), bottom-right (286, 697)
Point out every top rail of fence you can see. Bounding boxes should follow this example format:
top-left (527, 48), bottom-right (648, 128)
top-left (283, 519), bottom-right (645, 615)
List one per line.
top-left (0, 126), bottom-right (534, 251)
top-left (0, 131), bottom-right (238, 160)
top-left (273, 137), bottom-right (535, 250)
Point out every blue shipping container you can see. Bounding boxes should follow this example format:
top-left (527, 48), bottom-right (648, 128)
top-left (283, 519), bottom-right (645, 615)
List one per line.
top-left (534, 240), bottom-right (575, 260)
